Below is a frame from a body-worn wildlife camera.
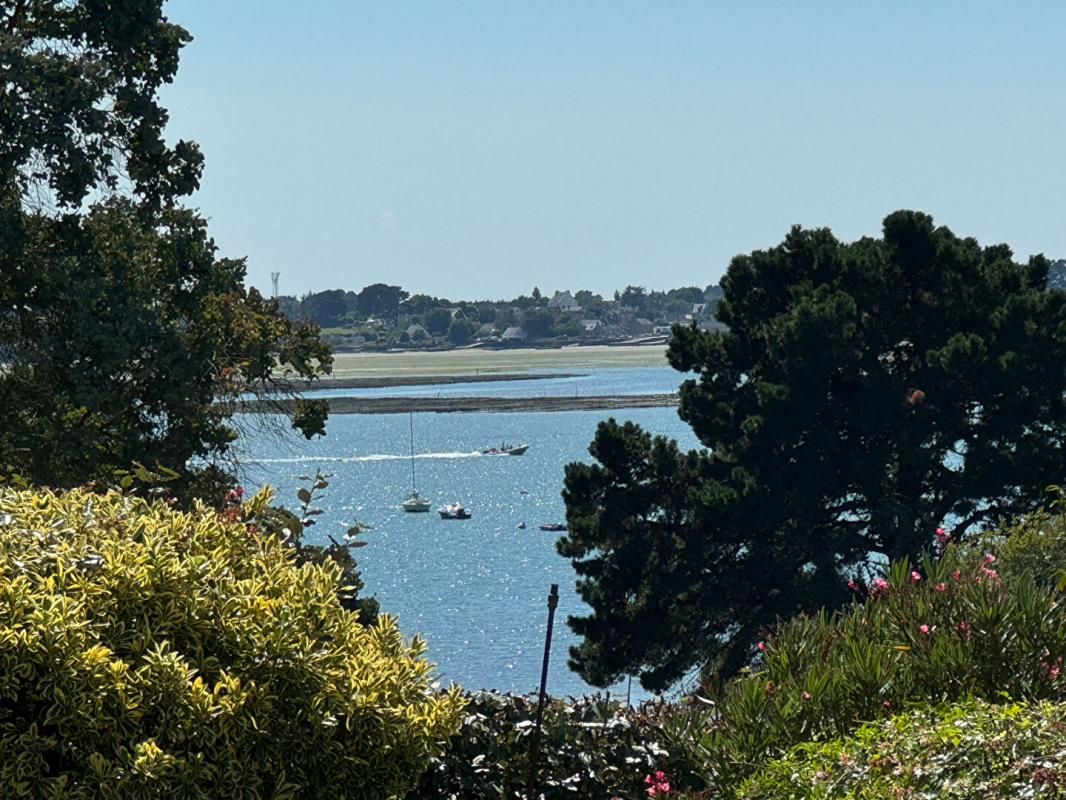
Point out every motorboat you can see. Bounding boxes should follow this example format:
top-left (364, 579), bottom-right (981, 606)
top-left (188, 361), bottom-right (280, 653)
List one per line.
top-left (538, 522), bottom-right (567, 532)
top-left (481, 442), bottom-right (529, 456)
top-left (438, 503), bottom-right (471, 520)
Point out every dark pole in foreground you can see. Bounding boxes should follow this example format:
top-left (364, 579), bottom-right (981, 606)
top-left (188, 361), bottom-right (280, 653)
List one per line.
top-left (526, 583), bottom-right (559, 798)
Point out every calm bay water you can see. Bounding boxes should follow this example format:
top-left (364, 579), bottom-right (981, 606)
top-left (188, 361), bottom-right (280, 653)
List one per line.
top-left (238, 367), bottom-right (699, 697)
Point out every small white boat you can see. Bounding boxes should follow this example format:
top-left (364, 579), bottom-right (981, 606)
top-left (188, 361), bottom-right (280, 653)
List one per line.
top-left (403, 490), bottom-right (431, 513)
top-left (402, 414), bottom-right (431, 512)
top-left (438, 503), bottom-right (471, 520)
top-left (482, 442), bottom-right (529, 456)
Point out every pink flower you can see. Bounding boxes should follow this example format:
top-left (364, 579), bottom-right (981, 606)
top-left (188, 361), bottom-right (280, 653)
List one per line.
top-left (919, 624), bottom-right (931, 636)
top-left (847, 579), bottom-right (859, 592)
top-left (910, 571), bottom-right (922, 584)
top-left (952, 570), bottom-right (962, 582)
top-left (984, 553), bottom-right (997, 565)
top-left (757, 641), bottom-right (766, 653)
top-left (935, 527), bottom-right (950, 552)
top-left (870, 578), bottom-right (891, 598)
top-left (956, 621), bottom-right (971, 638)
top-left (935, 582), bottom-right (947, 593)
top-left (882, 700), bottom-right (892, 709)
top-left (645, 771), bottom-right (671, 797)
top-left (1046, 657), bottom-right (1063, 681)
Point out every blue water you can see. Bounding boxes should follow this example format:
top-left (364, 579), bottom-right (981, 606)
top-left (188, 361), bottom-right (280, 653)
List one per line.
top-left (237, 367), bottom-right (699, 698)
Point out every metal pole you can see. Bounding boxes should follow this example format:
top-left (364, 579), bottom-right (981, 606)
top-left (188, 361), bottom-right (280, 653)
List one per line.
top-left (526, 583), bottom-right (559, 798)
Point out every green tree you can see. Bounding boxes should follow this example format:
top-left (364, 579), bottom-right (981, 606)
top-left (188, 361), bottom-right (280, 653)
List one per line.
top-left (1, 199), bottom-right (331, 491)
top-left (559, 211), bottom-right (1066, 690)
top-left (620, 285), bottom-right (647, 310)
top-left (0, 1), bottom-right (331, 492)
top-left (447, 316), bottom-right (475, 345)
top-left (522, 307), bottom-right (555, 339)
top-left (356, 282), bottom-right (408, 321)
top-left (301, 289), bottom-right (349, 327)
top-left (0, 0), bottom-right (201, 209)
top-left (401, 293), bottom-right (440, 316)
top-left (423, 306), bottom-right (453, 336)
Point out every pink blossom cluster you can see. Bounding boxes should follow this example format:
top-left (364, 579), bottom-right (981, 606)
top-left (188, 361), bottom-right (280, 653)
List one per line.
top-left (869, 578), bottom-right (891, 598)
top-left (644, 770), bottom-right (672, 797)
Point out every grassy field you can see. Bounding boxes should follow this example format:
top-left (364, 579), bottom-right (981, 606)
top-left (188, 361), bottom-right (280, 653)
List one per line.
top-left (326, 345), bottom-right (670, 378)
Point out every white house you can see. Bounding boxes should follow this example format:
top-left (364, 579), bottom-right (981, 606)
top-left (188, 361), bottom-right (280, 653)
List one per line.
top-left (547, 291), bottom-right (581, 312)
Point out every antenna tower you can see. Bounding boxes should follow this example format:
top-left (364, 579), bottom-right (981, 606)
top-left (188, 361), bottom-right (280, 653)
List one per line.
top-left (270, 272), bottom-right (280, 298)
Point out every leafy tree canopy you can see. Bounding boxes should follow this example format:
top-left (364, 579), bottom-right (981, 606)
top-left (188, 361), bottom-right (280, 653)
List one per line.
top-left (0, 0), bottom-right (201, 209)
top-left (0, 1), bottom-right (331, 493)
top-left (356, 282), bottom-right (408, 319)
top-left (423, 306), bottom-right (453, 336)
top-left (620, 285), bottom-right (647, 309)
top-left (559, 211), bottom-right (1066, 690)
top-left (300, 288), bottom-right (350, 328)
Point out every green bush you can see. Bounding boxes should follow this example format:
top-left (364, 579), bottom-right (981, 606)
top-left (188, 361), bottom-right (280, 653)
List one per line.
top-left (0, 487), bottom-right (464, 799)
top-left (739, 699), bottom-right (1066, 799)
top-left (985, 488), bottom-right (1066, 590)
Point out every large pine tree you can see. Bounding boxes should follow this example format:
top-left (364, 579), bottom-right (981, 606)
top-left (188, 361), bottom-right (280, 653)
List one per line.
top-left (560, 211), bottom-right (1066, 690)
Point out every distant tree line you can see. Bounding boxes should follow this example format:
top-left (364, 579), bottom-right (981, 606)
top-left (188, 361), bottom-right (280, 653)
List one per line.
top-left (275, 283), bottom-right (726, 348)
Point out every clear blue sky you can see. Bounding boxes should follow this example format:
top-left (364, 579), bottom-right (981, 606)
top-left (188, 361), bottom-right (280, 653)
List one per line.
top-left (161, 1), bottom-right (1066, 300)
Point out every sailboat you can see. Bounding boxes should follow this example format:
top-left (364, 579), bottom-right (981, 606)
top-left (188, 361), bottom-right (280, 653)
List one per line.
top-left (402, 412), bottom-right (431, 512)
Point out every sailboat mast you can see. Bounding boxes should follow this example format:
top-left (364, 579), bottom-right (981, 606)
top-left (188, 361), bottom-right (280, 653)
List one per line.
top-left (409, 412), bottom-right (416, 489)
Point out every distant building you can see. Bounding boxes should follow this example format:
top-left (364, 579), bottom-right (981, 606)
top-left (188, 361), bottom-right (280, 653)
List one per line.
top-left (581, 319), bottom-right (603, 332)
top-left (501, 326), bottom-right (526, 340)
top-left (691, 303), bottom-right (708, 315)
top-left (474, 323), bottom-right (498, 339)
top-left (653, 325), bottom-right (673, 335)
top-left (547, 291), bottom-right (581, 312)
top-left (405, 323), bottom-right (429, 339)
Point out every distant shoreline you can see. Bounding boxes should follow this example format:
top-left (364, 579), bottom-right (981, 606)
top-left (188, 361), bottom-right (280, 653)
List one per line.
top-left (245, 393), bottom-right (679, 415)
top-left (273, 372), bottom-right (583, 393)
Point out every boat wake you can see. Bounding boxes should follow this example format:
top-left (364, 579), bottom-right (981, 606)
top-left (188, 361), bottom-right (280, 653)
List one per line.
top-left (252, 451), bottom-right (484, 464)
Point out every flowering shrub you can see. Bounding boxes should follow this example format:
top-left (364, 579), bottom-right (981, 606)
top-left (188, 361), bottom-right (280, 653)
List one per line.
top-left (684, 538), bottom-right (1066, 796)
top-left (0, 487), bottom-right (464, 799)
top-left (738, 699), bottom-right (1066, 799)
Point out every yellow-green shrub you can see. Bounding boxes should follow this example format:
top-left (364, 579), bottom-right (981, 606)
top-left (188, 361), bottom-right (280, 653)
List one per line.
top-left (0, 488), bottom-right (464, 799)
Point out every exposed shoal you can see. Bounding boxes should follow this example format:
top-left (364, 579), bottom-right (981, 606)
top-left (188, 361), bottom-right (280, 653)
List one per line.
top-left (272, 372), bottom-right (583, 393)
top-left (245, 393), bottom-right (678, 415)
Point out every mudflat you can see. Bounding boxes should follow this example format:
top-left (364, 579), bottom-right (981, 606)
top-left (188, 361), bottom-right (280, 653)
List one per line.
top-left (246, 393), bottom-right (678, 415)
top-left (325, 344), bottom-right (669, 379)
